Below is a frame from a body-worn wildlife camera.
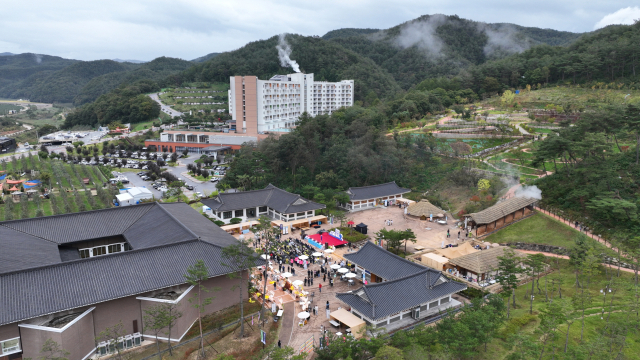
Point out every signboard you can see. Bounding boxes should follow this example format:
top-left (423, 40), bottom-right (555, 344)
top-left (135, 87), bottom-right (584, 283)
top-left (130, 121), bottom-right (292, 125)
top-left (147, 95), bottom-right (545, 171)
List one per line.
top-left (298, 335), bottom-right (314, 355)
top-left (260, 330), bottom-right (266, 345)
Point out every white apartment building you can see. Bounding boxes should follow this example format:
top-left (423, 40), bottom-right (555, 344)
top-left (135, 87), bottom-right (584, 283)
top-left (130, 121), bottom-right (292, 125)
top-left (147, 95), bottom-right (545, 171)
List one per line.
top-left (228, 73), bottom-right (354, 134)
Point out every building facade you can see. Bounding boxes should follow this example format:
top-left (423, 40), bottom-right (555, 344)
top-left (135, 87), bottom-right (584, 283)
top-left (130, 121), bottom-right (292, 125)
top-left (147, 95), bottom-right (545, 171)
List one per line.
top-left (466, 196), bottom-right (537, 237)
top-left (229, 73), bottom-right (354, 134)
top-left (145, 131), bottom-right (261, 154)
top-left (339, 182), bottom-right (411, 212)
top-left (201, 184), bottom-right (325, 224)
top-left (0, 202), bottom-right (255, 360)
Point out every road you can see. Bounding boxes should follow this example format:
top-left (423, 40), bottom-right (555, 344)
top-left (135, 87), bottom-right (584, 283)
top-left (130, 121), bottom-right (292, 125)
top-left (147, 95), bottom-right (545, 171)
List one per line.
top-left (149, 93), bottom-right (183, 118)
top-left (167, 154), bottom-right (220, 196)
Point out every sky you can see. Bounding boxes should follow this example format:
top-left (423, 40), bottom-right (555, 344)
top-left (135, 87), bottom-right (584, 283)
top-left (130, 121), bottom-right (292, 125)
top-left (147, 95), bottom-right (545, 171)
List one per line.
top-left (0, 1), bottom-right (638, 61)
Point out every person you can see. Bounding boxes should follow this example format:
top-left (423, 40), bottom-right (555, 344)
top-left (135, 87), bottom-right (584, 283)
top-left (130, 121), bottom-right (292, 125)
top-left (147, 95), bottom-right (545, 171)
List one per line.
top-left (304, 278), bottom-right (307, 287)
top-left (278, 340), bottom-right (281, 348)
top-left (315, 304), bottom-right (319, 317)
top-left (323, 273), bottom-right (327, 282)
top-left (447, 229), bottom-right (450, 238)
top-left (273, 281), bottom-right (277, 290)
top-left (457, 231), bottom-right (460, 238)
top-left (319, 283), bottom-right (322, 293)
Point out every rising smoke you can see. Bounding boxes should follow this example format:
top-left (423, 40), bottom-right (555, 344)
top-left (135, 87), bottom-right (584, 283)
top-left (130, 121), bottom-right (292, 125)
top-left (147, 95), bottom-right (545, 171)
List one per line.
top-left (391, 15), bottom-right (531, 57)
top-left (479, 24), bottom-right (531, 57)
top-left (394, 14), bottom-right (447, 57)
top-left (276, 34), bottom-right (301, 73)
top-left (514, 185), bottom-right (542, 200)
top-left (33, 54), bottom-right (42, 64)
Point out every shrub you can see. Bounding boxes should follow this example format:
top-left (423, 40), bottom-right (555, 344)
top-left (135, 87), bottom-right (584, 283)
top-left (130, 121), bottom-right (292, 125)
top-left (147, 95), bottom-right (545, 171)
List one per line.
top-left (229, 217), bottom-right (242, 224)
top-left (498, 313), bottom-right (537, 339)
top-left (213, 220), bottom-right (225, 226)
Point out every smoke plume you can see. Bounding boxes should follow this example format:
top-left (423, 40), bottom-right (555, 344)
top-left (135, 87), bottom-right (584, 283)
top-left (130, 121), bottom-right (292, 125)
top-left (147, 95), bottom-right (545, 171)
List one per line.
top-left (33, 54), bottom-right (42, 64)
top-left (514, 185), bottom-right (542, 200)
top-left (276, 34), bottom-right (300, 73)
top-left (394, 14), bottom-right (447, 57)
top-left (479, 24), bottom-right (531, 57)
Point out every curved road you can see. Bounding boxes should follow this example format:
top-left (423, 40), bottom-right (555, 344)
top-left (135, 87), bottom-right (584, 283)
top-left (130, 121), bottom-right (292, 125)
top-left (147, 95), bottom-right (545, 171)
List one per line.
top-left (149, 93), bottom-right (183, 118)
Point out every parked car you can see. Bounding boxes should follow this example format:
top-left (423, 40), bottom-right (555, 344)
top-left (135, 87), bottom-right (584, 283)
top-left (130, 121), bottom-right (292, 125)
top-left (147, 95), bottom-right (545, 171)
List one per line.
top-left (185, 185), bottom-right (194, 191)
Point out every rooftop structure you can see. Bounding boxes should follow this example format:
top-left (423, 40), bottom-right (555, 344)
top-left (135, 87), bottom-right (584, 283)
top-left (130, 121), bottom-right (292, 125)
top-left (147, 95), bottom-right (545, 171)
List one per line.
top-left (406, 199), bottom-right (445, 219)
top-left (0, 202), bottom-right (254, 360)
top-left (448, 246), bottom-right (527, 281)
top-left (466, 197), bottom-right (537, 237)
top-left (337, 241), bottom-right (466, 328)
top-left (201, 184), bottom-right (325, 224)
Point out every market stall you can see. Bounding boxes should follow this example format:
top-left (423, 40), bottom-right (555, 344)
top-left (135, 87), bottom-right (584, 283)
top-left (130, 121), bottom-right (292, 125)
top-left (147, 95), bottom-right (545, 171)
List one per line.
top-left (330, 308), bottom-right (366, 338)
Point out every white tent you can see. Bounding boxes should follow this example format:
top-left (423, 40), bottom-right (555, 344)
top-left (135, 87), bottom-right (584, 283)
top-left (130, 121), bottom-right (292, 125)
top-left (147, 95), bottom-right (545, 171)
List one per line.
top-left (126, 187), bottom-right (153, 202)
top-left (115, 193), bottom-right (134, 207)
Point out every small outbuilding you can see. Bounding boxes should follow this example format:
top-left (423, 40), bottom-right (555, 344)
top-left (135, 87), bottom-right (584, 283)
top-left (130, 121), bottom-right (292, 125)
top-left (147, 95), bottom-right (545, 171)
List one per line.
top-left (447, 246), bottom-right (526, 282)
top-left (406, 200), bottom-right (445, 220)
top-left (466, 197), bottom-right (538, 237)
top-left (354, 222), bottom-right (368, 235)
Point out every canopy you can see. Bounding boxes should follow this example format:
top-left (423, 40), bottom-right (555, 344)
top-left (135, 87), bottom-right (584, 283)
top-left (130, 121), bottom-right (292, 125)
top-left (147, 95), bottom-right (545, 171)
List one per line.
top-left (292, 280), bottom-right (304, 286)
top-left (330, 308), bottom-right (366, 339)
top-left (436, 242), bottom-right (479, 259)
top-left (324, 249), bottom-right (334, 254)
top-left (347, 221), bottom-right (355, 225)
top-left (9, 186), bottom-right (19, 191)
top-left (344, 273), bottom-right (356, 278)
top-left (330, 264), bottom-right (341, 269)
top-left (260, 254), bottom-right (270, 259)
top-left (312, 252), bottom-right (323, 257)
top-left (297, 312), bottom-right (310, 319)
top-left (299, 255), bottom-right (309, 260)
top-left (338, 268), bottom-right (349, 273)
top-left (307, 233), bottom-right (348, 247)
top-left (421, 252), bottom-right (449, 271)
top-left (281, 272), bottom-right (292, 278)
top-left (6, 179), bottom-right (24, 184)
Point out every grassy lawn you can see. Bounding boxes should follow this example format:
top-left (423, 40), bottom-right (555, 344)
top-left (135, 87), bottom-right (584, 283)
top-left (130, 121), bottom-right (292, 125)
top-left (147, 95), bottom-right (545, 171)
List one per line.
top-left (485, 212), bottom-right (589, 248)
top-left (131, 121), bottom-right (155, 132)
top-left (475, 258), bottom-right (640, 359)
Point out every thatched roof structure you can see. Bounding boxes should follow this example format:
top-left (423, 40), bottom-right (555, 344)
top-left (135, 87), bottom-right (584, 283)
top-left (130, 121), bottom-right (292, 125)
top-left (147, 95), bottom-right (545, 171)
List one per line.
top-left (448, 247), bottom-right (526, 274)
top-left (467, 197), bottom-right (537, 225)
top-left (407, 200), bottom-right (444, 218)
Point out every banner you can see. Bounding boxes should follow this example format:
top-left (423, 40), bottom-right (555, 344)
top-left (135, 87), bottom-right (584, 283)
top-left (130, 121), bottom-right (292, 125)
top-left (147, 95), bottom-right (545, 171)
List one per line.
top-left (298, 335), bottom-right (314, 355)
top-left (261, 330), bottom-right (267, 344)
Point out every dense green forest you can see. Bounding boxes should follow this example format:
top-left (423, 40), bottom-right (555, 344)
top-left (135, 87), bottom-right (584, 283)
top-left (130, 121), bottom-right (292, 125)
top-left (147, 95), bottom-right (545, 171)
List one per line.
top-left (180, 34), bottom-right (401, 101)
top-left (0, 55), bottom-right (192, 105)
top-left (73, 57), bottom-right (193, 105)
top-left (63, 80), bottom-right (160, 128)
top-left (326, 15), bottom-right (585, 89)
top-left (460, 23), bottom-right (640, 94)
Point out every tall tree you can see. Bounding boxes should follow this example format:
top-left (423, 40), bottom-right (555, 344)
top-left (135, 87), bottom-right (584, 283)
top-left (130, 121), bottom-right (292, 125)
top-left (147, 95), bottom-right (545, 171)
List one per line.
top-left (497, 248), bottom-right (524, 319)
top-left (221, 238), bottom-right (259, 338)
top-left (184, 260), bottom-right (215, 358)
top-left (524, 253), bottom-right (546, 314)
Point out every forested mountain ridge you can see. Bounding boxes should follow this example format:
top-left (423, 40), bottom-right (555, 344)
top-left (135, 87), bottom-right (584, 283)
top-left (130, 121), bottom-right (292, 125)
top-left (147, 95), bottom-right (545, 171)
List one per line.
top-left (326, 14), bottom-right (586, 89)
top-left (0, 55), bottom-right (192, 105)
top-left (458, 22), bottom-right (640, 94)
top-left (180, 34), bottom-right (402, 101)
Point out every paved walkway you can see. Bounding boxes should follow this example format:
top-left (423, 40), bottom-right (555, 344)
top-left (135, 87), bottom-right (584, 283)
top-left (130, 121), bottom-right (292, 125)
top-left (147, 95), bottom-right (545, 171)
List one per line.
top-left (280, 301), bottom-right (295, 347)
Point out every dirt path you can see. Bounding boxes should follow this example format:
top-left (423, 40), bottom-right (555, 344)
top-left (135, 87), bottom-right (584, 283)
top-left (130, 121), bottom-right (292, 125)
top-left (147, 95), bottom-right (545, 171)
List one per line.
top-left (517, 250), bottom-right (635, 274)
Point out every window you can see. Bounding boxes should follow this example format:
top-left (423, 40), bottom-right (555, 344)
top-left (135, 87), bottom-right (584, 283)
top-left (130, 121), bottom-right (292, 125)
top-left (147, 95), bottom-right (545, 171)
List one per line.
top-left (1, 338), bottom-right (21, 354)
top-left (234, 209), bottom-right (243, 217)
top-left (296, 212), bottom-right (306, 218)
top-left (223, 211), bottom-right (232, 219)
top-left (259, 206), bottom-right (268, 212)
top-left (108, 244), bottom-right (122, 254)
top-left (93, 246), bottom-right (107, 256)
top-left (80, 249), bottom-right (91, 258)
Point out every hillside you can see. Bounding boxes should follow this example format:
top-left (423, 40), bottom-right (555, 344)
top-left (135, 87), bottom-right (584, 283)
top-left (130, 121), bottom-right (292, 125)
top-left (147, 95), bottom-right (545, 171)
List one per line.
top-left (326, 14), bottom-right (585, 89)
top-left (461, 22), bottom-right (640, 94)
top-left (191, 52), bottom-right (222, 63)
top-left (0, 55), bottom-right (193, 105)
top-left (181, 34), bottom-right (401, 100)
top-left (73, 57), bottom-right (193, 105)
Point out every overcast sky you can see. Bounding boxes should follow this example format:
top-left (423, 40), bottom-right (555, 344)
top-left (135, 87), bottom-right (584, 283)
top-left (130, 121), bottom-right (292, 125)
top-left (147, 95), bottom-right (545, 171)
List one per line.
top-left (1, 1), bottom-right (638, 61)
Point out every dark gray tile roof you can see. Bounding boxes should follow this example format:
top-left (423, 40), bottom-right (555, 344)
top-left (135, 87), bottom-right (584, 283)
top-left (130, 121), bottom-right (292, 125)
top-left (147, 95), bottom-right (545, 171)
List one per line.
top-left (159, 203), bottom-right (239, 247)
top-left (336, 269), bottom-right (466, 321)
top-left (0, 241), bottom-right (235, 326)
top-left (345, 181), bottom-right (411, 201)
top-left (0, 201), bottom-right (256, 326)
top-left (123, 204), bottom-right (198, 249)
top-left (467, 197), bottom-right (537, 224)
top-left (0, 226), bottom-right (61, 274)
top-left (344, 242), bottom-right (427, 280)
top-left (0, 203), bottom-right (155, 244)
top-left (201, 184), bottom-right (325, 214)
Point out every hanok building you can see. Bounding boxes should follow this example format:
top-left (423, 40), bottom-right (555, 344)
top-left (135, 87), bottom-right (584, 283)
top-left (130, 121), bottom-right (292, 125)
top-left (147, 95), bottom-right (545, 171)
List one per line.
top-left (340, 181), bottom-right (411, 212)
top-left (201, 184), bottom-right (325, 224)
top-left (466, 197), bottom-right (538, 237)
top-left (448, 246), bottom-right (527, 282)
top-left (0, 202), bottom-right (255, 360)
top-left (337, 243), bottom-right (466, 329)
